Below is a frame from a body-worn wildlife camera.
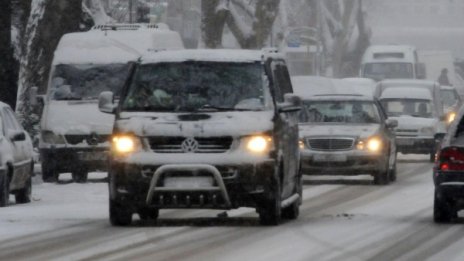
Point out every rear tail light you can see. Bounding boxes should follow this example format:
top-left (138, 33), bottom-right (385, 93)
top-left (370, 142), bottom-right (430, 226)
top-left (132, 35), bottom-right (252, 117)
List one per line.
top-left (438, 146), bottom-right (464, 171)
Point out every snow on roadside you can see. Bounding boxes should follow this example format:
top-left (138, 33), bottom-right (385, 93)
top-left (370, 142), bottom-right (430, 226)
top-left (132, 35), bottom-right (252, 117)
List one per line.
top-left (0, 173), bottom-right (108, 240)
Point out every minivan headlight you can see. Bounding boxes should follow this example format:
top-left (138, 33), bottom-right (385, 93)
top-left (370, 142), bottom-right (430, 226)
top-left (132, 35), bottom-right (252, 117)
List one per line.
top-left (244, 135), bottom-right (273, 154)
top-left (112, 134), bottom-right (141, 154)
top-left (42, 131), bottom-right (66, 144)
top-left (420, 127), bottom-right (435, 135)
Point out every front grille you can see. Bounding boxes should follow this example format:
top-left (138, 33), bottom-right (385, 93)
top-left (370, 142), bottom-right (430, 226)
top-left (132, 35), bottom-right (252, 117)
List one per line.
top-left (148, 136), bottom-right (233, 153)
top-left (65, 135), bottom-right (110, 145)
top-left (307, 138), bottom-right (354, 151)
top-left (395, 129), bottom-right (419, 137)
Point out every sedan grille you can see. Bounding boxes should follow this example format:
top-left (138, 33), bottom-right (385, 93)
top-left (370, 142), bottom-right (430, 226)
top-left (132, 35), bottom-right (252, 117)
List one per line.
top-left (65, 134), bottom-right (110, 145)
top-left (307, 138), bottom-right (354, 151)
top-left (148, 136), bottom-right (233, 153)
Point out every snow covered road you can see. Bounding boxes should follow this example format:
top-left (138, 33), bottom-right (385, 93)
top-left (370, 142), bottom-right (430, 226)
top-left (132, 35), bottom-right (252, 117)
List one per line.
top-left (1, 155), bottom-right (463, 261)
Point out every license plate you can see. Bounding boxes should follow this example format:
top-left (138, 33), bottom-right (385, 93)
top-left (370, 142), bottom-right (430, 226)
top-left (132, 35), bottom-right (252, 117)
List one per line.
top-left (164, 177), bottom-right (213, 189)
top-left (397, 139), bottom-right (414, 146)
top-left (313, 154), bottom-right (347, 162)
top-left (77, 151), bottom-right (108, 161)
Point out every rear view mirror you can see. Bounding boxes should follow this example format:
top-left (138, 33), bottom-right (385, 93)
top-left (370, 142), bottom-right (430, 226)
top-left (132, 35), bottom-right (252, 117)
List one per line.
top-left (99, 91), bottom-right (116, 114)
top-left (386, 119), bottom-right (398, 129)
top-left (435, 133), bottom-right (446, 141)
top-left (278, 94), bottom-right (302, 113)
top-left (8, 130), bottom-right (26, 142)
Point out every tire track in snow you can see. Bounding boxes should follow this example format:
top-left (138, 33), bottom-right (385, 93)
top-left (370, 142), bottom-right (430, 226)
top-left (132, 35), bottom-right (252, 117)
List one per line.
top-left (365, 223), bottom-right (464, 261)
top-left (82, 163), bottom-right (433, 260)
top-left (0, 162), bottom-right (433, 260)
top-left (299, 162), bottom-right (431, 219)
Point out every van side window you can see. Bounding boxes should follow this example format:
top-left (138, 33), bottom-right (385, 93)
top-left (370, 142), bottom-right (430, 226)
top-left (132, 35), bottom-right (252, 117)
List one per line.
top-left (271, 61), bottom-right (293, 103)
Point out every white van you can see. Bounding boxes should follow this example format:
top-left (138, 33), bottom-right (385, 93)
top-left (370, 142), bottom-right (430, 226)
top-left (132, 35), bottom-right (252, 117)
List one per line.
top-left (379, 87), bottom-right (443, 162)
top-left (360, 45), bottom-right (425, 81)
top-left (39, 24), bottom-right (184, 183)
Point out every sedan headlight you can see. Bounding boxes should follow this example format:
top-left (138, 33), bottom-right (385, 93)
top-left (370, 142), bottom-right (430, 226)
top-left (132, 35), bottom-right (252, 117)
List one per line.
top-left (357, 137), bottom-right (383, 152)
top-left (112, 134), bottom-right (141, 154)
top-left (41, 131), bottom-right (66, 144)
top-left (244, 135), bottom-right (273, 154)
top-left (420, 127), bottom-right (435, 135)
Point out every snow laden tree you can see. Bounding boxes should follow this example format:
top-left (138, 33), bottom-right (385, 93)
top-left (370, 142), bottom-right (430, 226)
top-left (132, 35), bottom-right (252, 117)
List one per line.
top-left (202, 0), bottom-right (280, 49)
top-left (16, 0), bottom-right (83, 138)
top-left (317, 0), bottom-right (370, 77)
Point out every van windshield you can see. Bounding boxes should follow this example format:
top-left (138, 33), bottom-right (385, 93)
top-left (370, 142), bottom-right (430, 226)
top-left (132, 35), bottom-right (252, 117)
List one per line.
top-left (122, 62), bottom-right (269, 112)
top-left (363, 62), bottom-right (414, 79)
top-left (50, 64), bottom-right (131, 100)
top-left (380, 98), bottom-right (434, 118)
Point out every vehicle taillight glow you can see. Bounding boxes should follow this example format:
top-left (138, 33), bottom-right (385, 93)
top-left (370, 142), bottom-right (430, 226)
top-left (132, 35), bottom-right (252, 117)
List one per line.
top-left (438, 147), bottom-right (464, 171)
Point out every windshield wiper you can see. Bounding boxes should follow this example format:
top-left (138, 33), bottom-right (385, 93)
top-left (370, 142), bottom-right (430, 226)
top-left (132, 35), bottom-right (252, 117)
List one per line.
top-left (197, 104), bottom-right (256, 112)
top-left (59, 97), bottom-right (82, 101)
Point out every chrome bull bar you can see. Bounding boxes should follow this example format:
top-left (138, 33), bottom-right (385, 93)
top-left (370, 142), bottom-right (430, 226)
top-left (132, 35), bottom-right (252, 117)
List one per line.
top-left (146, 164), bottom-right (231, 208)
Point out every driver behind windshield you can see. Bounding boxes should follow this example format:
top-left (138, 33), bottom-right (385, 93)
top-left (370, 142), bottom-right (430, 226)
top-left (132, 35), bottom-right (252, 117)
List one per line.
top-left (122, 62), bottom-right (266, 112)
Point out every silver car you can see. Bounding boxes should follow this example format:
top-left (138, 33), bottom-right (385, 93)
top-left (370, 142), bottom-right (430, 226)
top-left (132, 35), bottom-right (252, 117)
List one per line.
top-left (298, 95), bottom-right (398, 185)
top-left (0, 102), bottom-right (34, 207)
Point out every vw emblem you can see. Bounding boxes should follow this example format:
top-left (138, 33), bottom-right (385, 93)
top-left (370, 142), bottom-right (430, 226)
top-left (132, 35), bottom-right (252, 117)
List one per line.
top-left (181, 137), bottom-right (199, 153)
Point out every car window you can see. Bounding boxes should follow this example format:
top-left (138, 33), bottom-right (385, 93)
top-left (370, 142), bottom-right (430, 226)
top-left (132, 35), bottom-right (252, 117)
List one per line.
top-left (2, 108), bottom-right (20, 134)
top-left (441, 89), bottom-right (459, 108)
top-left (50, 63), bottom-right (131, 100)
top-left (380, 98), bottom-right (434, 118)
top-left (300, 100), bottom-right (380, 124)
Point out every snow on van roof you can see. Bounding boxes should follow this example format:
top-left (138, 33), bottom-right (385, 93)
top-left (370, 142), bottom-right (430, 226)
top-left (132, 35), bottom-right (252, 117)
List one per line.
top-left (292, 76), bottom-right (373, 99)
top-left (140, 49), bottom-right (265, 64)
top-left (52, 27), bottom-right (184, 65)
top-left (53, 31), bottom-right (141, 65)
top-left (380, 87), bottom-right (432, 100)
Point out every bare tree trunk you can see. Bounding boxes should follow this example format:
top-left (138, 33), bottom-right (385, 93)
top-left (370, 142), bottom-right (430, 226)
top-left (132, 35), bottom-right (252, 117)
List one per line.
top-left (0, 0), bottom-right (19, 108)
top-left (201, 0), bottom-right (228, 48)
top-left (226, 0), bottom-right (280, 49)
top-left (16, 0), bottom-right (83, 136)
top-left (331, 0), bottom-right (357, 77)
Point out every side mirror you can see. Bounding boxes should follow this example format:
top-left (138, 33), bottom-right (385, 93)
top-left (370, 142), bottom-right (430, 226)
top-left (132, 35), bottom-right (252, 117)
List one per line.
top-left (385, 119), bottom-right (398, 129)
top-left (8, 130), bottom-right (26, 142)
top-left (277, 93), bottom-right (302, 113)
top-left (99, 91), bottom-right (116, 114)
top-left (416, 63), bottom-right (427, 79)
top-left (435, 132), bottom-right (446, 141)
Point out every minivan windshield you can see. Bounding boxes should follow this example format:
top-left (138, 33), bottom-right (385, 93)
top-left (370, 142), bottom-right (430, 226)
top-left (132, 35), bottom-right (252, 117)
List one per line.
top-left (122, 62), bottom-right (269, 112)
top-left (300, 100), bottom-right (380, 124)
top-left (363, 62), bottom-right (414, 79)
top-left (381, 98), bottom-right (434, 118)
top-left (50, 63), bottom-right (131, 100)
